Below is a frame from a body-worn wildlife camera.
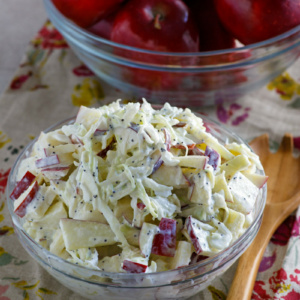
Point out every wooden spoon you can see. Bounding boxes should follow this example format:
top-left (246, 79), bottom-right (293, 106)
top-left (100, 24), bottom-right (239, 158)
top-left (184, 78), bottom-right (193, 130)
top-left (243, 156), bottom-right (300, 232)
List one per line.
top-left (227, 133), bottom-right (300, 300)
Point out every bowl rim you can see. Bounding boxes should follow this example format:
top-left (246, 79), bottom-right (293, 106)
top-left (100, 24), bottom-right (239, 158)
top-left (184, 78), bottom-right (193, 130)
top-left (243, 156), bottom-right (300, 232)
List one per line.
top-left (6, 109), bottom-right (267, 285)
top-left (43, 0), bottom-right (300, 57)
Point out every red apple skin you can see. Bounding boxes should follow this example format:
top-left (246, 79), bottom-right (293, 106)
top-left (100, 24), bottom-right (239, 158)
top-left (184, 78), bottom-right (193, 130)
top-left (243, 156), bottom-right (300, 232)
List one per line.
top-left (35, 155), bottom-right (60, 168)
top-left (87, 11), bottom-right (118, 40)
top-left (10, 171), bottom-right (36, 201)
top-left (122, 260), bottom-right (147, 273)
top-left (185, 0), bottom-right (235, 51)
top-left (52, 0), bottom-right (125, 28)
top-left (14, 181), bottom-right (39, 218)
top-left (214, 0), bottom-right (300, 45)
top-left (111, 0), bottom-right (200, 52)
top-left (151, 218), bottom-right (177, 257)
top-left (204, 146), bottom-right (220, 170)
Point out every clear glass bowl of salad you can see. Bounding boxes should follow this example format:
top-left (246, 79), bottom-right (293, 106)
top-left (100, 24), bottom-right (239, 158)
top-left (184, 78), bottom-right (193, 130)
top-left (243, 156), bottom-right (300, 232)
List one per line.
top-left (6, 101), bottom-right (267, 299)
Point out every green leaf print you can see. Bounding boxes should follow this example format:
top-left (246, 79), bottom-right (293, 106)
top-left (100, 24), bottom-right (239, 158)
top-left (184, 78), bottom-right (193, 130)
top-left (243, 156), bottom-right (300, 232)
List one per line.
top-left (0, 253), bottom-right (14, 266)
top-left (208, 285), bottom-right (227, 300)
top-left (288, 97), bottom-right (300, 108)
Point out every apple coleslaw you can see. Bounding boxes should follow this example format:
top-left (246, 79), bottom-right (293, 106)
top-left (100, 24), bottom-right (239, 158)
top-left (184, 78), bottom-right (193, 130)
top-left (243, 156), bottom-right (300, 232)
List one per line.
top-left (10, 99), bottom-right (267, 273)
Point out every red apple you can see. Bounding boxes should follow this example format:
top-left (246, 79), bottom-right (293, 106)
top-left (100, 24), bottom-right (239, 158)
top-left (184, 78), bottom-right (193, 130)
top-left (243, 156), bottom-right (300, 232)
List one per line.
top-left (14, 181), bottom-right (39, 217)
top-left (87, 11), bottom-right (118, 40)
top-left (52, 0), bottom-right (125, 28)
top-left (214, 0), bottom-right (300, 45)
top-left (35, 155), bottom-right (60, 168)
top-left (151, 218), bottom-right (177, 257)
top-left (184, 216), bottom-right (210, 254)
top-left (111, 0), bottom-right (200, 52)
top-left (122, 260), bottom-right (148, 273)
top-left (185, 0), bottom-right (236, 51)
top-left (10, 171), bottom-right (36, 200)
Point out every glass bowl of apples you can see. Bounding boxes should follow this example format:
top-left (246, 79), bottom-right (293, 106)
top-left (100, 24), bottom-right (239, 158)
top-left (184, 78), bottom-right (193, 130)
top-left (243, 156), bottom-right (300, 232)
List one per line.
top-left (6, 102), bottom-right (267, 300)
top-left (43, 0), bottom-right (300, 107)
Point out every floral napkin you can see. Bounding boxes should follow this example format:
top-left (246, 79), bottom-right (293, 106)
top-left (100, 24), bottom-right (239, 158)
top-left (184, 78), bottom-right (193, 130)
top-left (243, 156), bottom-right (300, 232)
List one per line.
top-left (0, 21), bottom-right (300, 300)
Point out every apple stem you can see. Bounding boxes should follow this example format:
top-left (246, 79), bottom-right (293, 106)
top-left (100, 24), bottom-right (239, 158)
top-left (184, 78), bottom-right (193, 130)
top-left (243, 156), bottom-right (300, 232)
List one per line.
top-left (154, 14), bottom-right (162, 30)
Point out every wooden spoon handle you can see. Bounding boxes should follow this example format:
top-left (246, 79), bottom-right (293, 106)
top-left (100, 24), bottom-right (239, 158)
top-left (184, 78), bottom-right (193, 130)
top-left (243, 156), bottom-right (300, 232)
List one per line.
top-left (226, 220), bottom-right (271, 300)
top-left (227, 191), bottom-right (300, 300)
top-left (227, 202), bottom-right (284, 300)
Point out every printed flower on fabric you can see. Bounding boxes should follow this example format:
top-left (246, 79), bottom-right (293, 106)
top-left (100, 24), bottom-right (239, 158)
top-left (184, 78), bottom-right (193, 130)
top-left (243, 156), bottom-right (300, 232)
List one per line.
top-left (72, 78), bottom-right (105, 107)
top-left (10, 72), bottom-right (32, 90)
top-left (11, 280), bottom-right (57, 299)
top-left (0, 284), bottom-right (10, 300)
top-left (73, 64), bottom-right (95, 77)
top-left (252, 281), bottom-right (272, 300)
top-left (271, 215), bottom-right (296, 246)
top-left (267, 72), bottom-right (300, 101)
top-left (31, 20), bottom-right (68, 49)
top-left (269, 268), bottom-right (290, 295)
top-left (0, 169), bottom-right (10, 194)
top-left (291, 216), bottom-right (300, 237)
top-left (216, 102), bottom-right (250, 126)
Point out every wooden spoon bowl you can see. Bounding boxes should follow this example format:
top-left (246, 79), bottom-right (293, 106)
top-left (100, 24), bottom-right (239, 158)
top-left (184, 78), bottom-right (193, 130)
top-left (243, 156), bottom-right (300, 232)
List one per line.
top-left (227, 133), bottom-right (300, 300)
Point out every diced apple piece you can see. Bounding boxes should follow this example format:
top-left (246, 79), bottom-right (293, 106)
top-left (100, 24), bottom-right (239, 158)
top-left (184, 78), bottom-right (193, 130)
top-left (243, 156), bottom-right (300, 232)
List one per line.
top-left (183, 216), bottom-right (214, 255)
top-left (25, 185), bottom-right (57, 220)
top-left (227, 172), bottom-right (260, 214)
top-left (207, 219), bottom-right (232, 251)
top-left (188, 171), bottom-right (212, 206)
top-left (177, 156), bottom-right (207, 169)
top-left (220, 154), bottom-right (251, 177)
top-left (14, 181), bottom-right (39, 218)
top-left (35, 155), bottom-right (60, 168)
top-left (242, 172), bottom-right (268, 189)
top-left (60, 218), bottom-right (116, 250)
top-left (151, 218), bottom-right (176, 257)
top-left (74, 202), bottom-right (107, 223)
top-left (41, 166), bottom-right (70, 180)
top-left (120, 223), bottom-right (140, 246)
top-left (122, 260), bottom-right (147, 273)
top-left (38, 201), bottom-right (67, 226)
top-left (10, 171), bottom-right (36, 200)
top-left (50, 229), bottom-right (65, 256)
top-left (162, 128), bottom-right (171, 151)
top-left (213, 172), bottom-right (233, 203)
top-left (98, 254), bottom-right (123, 272)
top-left (180, 204), bottom-right (211, 222)
top-left (114, 197), bottom-right (133, 223)
top-left (151, 165), bottom-right (190, 188)
top-left (171, 241), bottom-right (193, 269)
top-left (224, 208), bottom-right (246, 241)
top-left (139, 222), bottom-right (159, 258)
top-left (204, 146), bottom-right (220, 170)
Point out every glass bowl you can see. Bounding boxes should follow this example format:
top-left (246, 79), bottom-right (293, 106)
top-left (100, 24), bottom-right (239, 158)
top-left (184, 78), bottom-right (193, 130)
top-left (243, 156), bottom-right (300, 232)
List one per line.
top-left (43, 0), bottom-right (300, 107)
top-left (6, 114), bottom-right (267, 300)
